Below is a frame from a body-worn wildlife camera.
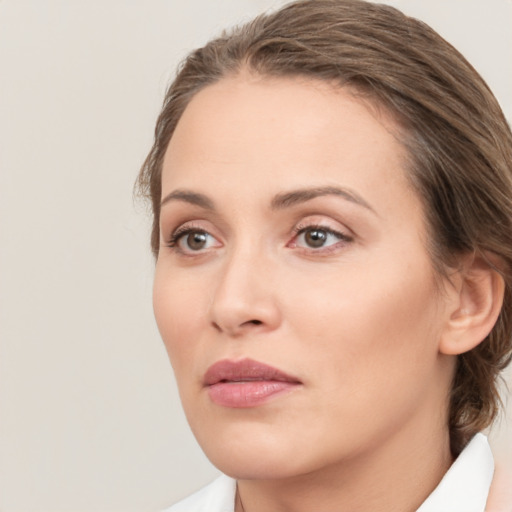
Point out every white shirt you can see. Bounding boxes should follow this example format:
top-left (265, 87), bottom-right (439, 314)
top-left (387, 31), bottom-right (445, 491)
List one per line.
top-left (164, 433), bottom-right (494, 512)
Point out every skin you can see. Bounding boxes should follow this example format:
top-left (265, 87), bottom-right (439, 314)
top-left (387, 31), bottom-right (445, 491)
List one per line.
top-left (486, 463), bottom-right (512, 512)
top-left (153, 72), bottom-right (501, 512)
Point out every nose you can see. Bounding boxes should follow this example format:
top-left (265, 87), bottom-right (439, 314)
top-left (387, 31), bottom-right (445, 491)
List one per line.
top-left (209, 248), bottom-right (282, 337)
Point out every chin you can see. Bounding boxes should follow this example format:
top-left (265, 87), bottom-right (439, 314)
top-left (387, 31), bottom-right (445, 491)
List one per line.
top-left (192, 421), bottom-right (313, 480)
top-left (201, 424), bottom-right (353, 483)
top-left (208, 450), bottom-right (309, 481)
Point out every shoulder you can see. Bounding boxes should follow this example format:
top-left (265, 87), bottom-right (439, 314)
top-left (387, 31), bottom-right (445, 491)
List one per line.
top-left (162, 474), bottom-right (237, 512)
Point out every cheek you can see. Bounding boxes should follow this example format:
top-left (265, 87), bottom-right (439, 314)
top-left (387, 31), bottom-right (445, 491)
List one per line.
top-left (290, 259), bottom-right (443, 395)
top-left (282, 265), bottom-right (446, 459)
top-left (152, 266), bottom-right (207, 375)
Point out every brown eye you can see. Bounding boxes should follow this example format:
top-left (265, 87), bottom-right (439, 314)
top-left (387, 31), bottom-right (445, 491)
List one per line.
top-left (167, 227), bottom-right (220, 253)
top-left (293, 225), bottom-right (351, 251)
top-left (304, 228), bottom-right (328, 248)
top-left (185, 231), bottom-right (208, 250)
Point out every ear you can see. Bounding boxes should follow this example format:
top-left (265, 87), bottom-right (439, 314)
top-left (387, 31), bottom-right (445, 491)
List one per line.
top-left (439, 253), bottom-right (505, 356)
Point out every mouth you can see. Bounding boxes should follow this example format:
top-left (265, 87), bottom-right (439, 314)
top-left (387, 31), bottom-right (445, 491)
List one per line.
top-left (203, 358), bottom-right (302, 408)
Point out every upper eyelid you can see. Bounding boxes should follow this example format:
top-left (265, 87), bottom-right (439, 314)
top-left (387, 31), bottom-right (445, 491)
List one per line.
top-left (293, 215), bottom-right (354, 235)
top-left (161, 212), bottom-right (228, 238)
top-left (174, 224), bottom-right (213, 236)
top-left (294, 224), bottom-right (351, 238)
top-left (164, 219), bottom-right (216, 237)
top-left (163, 222), bottom-right (214, 248)
top-left (163, 214), bottom-right (354, 243)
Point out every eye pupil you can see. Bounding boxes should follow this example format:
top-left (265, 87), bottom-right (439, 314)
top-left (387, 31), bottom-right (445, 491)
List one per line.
top-left (187, 231), bottom-right (207, 250)
top-left (305, 229), bottom-right (327, 247)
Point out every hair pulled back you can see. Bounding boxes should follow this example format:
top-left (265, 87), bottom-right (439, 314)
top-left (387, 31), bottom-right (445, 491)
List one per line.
top-left (137, 0), bottom-right (512, 455)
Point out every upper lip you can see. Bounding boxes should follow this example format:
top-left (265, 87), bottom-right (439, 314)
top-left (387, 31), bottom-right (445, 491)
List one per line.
top-left (203, 358), bottom-right (301, 386)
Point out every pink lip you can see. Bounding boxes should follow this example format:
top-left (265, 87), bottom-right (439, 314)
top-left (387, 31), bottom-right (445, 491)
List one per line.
top-left (204, 358), bottom-right (302, 408)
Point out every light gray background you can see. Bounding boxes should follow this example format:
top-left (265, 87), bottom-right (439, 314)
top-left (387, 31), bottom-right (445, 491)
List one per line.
top-left (1, 1), bottom-right (511, 511)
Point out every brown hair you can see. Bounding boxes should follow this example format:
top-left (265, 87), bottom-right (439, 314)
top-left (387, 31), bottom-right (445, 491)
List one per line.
top-left (137, 0), bottom-right (512, 455)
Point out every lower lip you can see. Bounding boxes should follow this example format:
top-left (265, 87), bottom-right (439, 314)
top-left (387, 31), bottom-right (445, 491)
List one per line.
top-left (207, 381), bottom-right (300, 408)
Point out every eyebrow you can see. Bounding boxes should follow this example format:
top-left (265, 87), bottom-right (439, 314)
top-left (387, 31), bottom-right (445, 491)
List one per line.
top-left (271, 186), bottom-right (376, 214)
top-left (160, 185), bottom-right (376, 214)
top-left (160, 189), bottom-right (215, 210)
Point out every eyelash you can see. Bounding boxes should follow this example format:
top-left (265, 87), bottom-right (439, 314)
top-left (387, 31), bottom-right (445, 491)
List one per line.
top-left (165, 225), bottom-right (209, 249)
top-left (291, 223), bottom-right (353, 250)
top-left (165, 222), bottom-right (353, 255)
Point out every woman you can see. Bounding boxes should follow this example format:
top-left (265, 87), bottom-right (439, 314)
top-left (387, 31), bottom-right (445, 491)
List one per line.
top-left (137, 0), bottom-right (512, 510)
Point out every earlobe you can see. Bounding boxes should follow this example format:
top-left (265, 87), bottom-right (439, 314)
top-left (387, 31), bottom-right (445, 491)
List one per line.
top-left (439, 254), bottom-right (505, 356)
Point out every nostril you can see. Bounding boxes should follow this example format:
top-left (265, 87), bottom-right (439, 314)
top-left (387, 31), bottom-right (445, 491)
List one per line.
top-left (211, 319), bottom-right (262, 332)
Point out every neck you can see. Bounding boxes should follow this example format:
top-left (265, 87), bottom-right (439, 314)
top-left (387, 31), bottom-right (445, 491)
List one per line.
top-left (236, 414), bottom-right (453, 512)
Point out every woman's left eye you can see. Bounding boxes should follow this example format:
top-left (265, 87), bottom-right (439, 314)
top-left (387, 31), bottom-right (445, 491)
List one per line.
top-left (292, 225), bottom-right (351, 250)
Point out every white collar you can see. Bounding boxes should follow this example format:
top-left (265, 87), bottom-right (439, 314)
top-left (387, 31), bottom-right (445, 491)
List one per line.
top-left (165, 434), bottom-right (494, 512)
top-left (417, 433), bottom-right (494, 512)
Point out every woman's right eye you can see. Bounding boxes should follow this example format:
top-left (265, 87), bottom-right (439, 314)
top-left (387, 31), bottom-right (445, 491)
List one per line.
top-left (167, 228), bottom-right (221, 254)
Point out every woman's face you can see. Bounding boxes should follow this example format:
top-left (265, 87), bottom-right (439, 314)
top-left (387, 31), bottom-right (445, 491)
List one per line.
top-left (153, 73), bottom-right (455, 479)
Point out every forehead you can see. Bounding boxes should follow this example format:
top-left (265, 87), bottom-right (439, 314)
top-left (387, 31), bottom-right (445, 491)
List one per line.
top-left (161, 73), bottom-right (413, 214)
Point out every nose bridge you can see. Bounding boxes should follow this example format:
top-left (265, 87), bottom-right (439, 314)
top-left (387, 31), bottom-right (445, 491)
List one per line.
top-left (209, 240), bottom-right (280, 335)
